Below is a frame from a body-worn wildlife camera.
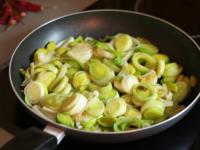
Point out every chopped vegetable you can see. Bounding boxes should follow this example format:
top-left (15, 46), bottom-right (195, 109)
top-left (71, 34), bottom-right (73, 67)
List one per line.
top-left (132, 83), bottom-right (157, 106)
top-left (98, 116), bottom-right (117, 128)
top-left (132, 52), bottom-right (157, 74)
top-left (141, 100), bottom-right (165, 120)
top-left (89, 59), bottom-right (114, 86)
top-left (114, 74), bottom-right (139, 94)
top-left (136, 43), bottom-right (158, 55)
top-left (56, 113), bottom-right (74, 127)
top-left (85, 98), bottom-right (105, 117)
top-left (114, 34), bottom-right (133, 52)
top-left (24, 81), bottom-right (47, 104)
top-left (72, 71), bottom-right (90, 90)
top-left (20, 34), bottom-right (196, 132)
top-left (67, 43), bottom-right (92, 64)
top-left (61, 93), bottom-right (88, 115)
top-left (106, 98), bottom-right (127, 117)
top-left (173, 81), bottom-right (190, 103)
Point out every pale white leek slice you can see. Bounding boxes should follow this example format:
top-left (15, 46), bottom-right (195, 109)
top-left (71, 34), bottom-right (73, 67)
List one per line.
top-left (24, 81), bottom-right (47, 104)
top-left (106, 98), bottom-right (127, 117)
top-left (67, 43), bottom-right (93, 64)
top-left (61, 93), bottom-right (88, 115)
top-left (121, 75), bottom-right (139, 94)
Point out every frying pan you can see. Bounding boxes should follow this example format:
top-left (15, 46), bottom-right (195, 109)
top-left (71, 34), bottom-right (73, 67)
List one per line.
top-left (6, 9), bottom-right (200, 149)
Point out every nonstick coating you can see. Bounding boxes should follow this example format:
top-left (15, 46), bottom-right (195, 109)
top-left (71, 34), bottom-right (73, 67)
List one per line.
top-left (9, 10), bottom-right (200, 142)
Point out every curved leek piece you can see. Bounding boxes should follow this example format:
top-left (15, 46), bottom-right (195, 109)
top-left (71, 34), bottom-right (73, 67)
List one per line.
top-left (93, 47), bottom-right (114, 59)
top-left (141, 100), bottom-right (165, 120)
top-left (124, 106), bottom-right (142, 119)
top-left (56, 113), bottom-right (75, 127)
top-left (98, 116), bottom-right (117, 128)
top-left (114, 75), bottom-right (139, 94)
top-left (85, 98), bottom-right (105, 117)
top-left (61, 83), bottom-right (73, 95)
top-left (161, 76), bottom-right (177, 83)
top-left (68, 35), bottom-right (83, 47)
top-left (51, 60), bottom-right (63, 69)
top-left (132, 52), bottom-right (157, 74)
top-left (121, 94), bottom-right (132, 104)
top-left (96, 42), bottom-right (115, 52)
top-left (98, 83), bottom-right (119, 102)
top-left (89, 59), bottom-right (114, 86)
top-left (106, 98), bottom-right (127, 117)
top-left (72, 71), bottom-right (90, 90)
top-left (34, 63), bottom-right (59, 75)
top-left (103, 59), bottom-right (120, 73)
top-left (119, 63), bottom-right (136, 75)
top-left (140, 70), bottom-right (158, 85)
top-left (53, 76), bottom-right (69, 93)
top-left (40, 93), bottom-right (66, 112)
top-left (166, 82), bottom-right (178, 93)
top-left (136, 43), bottom-right (158, 55)
top-left (84, 37), bottom-right (98, 46)
top-left (132, 83), bottom-right (157, 106)
top-left (113, 117), bottom-right (149, 131)
top-left (64, 58), bottom-right (81, 69)
top-left (153, 53), bottom-right (169, 63)
top-left (80, 113), bottom-right (97, 129)
top-left (36, 71), bottom-right (56, 88)
top-left (66, 67), bottom-right (79, 80)
top-left (34, 48), bottom-right (55, 64)
top-left (41, 106), bottom-right (57, 119)
top-left (67, 43), bottom-right (92, 64)
top-left (46, 41), bottom-right (57, 51)
top-left (163, 63), bottom-right (182, 78)
top-left (99, 89), bottom-right (119, 102)
top-left (20, 68), bottom-right (32, 87)
top-left (57, 36), bottom-right (74, 49)
top-left (173, 81), bottom-right (190, 103)
top-left (114, 34), bottom-right (133, 52)
top-left (156, 60), bottom-right (165, 78)
top-left (24, 81), bottom-right (48, 104)
top-left (49, 63), bottom-right (68, 92)
top-left (61, 93), bottom-right (88, 115)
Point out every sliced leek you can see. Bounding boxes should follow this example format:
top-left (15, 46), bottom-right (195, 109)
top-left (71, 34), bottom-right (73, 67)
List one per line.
top-left (24, 81), bottom-right (48, 104)
top-left (20, 34), bottom-right (196, 132)
top-left (106, 98), bottom-right (127, 117)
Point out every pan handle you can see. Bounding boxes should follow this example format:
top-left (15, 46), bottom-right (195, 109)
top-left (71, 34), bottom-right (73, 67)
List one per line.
top-left (2, 124), bottom-right (65, 150)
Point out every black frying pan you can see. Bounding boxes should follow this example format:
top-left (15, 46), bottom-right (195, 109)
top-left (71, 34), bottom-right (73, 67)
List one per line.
top-left (6, 10), bottom-right (200, 149)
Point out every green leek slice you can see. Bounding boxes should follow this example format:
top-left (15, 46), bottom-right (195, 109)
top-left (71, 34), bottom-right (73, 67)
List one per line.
top-left (141, 100), bottom-right (165, 120)
top-left (56, 113), bottom-right (75, 127)
top-left (132, 52), bottom-right (157, 74)
top-left (89, 59), bottom-right (114, 86)
top-left (114, 34), bottom-right (133, 52)
top-left (98, 116), bottom-right (117, 128)
top-left (132, 83), bottom-right (157, 106)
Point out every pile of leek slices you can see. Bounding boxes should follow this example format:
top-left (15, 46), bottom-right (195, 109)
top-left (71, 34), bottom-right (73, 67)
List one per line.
top-left (20, 33), bottom-right (197, 132)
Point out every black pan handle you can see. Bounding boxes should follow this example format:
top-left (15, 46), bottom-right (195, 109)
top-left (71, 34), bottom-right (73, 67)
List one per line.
top-left (1, 124), bottom-right (65, 150)
top-left (1, 127), bottom-right (57, 150)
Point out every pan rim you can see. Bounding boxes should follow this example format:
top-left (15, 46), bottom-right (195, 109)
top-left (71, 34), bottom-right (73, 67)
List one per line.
top-left (9, 9), bottom-right (200, 135)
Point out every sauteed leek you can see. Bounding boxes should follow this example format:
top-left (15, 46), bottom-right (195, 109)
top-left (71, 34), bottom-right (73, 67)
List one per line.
top-left (20, 33), bottom-right (197, 132)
